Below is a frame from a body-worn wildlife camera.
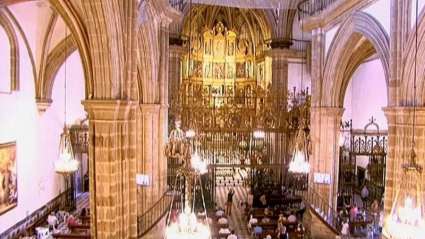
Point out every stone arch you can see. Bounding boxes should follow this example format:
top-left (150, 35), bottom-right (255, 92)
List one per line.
top-left (322, 11), bottom-right (390, 107)
top-left (400, 7), bottom-right (425, 106)
top-left (138, 0), bottom-right (161, 104)
top-left (48, 0), bottom-right (93, 98)
top-left (0, 10), bottom-right (19, 91)
top-left (41, 35), bottom-right (77, 100)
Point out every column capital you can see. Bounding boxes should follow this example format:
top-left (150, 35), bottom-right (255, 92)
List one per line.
top-left (139, 103), bottom-right (161, 115)
top-left (169, 45), bottom-right (187, 55)
top-left (311, 107), bottom-right (344, 118)
top-left (36, 98), bottom-right (53, 115)
top-left (82, 100), bottom-right (137, 121)
top-left (265, 48), bottom-right (305, 59)
top-left (383, 107), bottom-right (425, 125)
top-left (312, 27), bottom-right (324, 36)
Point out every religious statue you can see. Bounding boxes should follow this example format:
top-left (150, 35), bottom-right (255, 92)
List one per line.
top-left (228, 42), bottom-right (234, 55)
top-left (165, 119), bottom-right (187, 159)
top-left (204, 63), bottom-right (210, 78)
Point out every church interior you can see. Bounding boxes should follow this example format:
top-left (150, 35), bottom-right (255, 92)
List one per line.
top-left (0, 0), bottom-right (424, 238)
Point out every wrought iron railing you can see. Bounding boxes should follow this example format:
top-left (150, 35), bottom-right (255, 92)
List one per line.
top-left (137, 192), bottom-right (173, 238)
top-left (263, 38), bottom-right (310, 52)
top-left (298, 0), bottom-right (337, 22)
top-left (288, 174), bottom-right (342, 235)
top-left (169, 0), bottom-right (184, 11)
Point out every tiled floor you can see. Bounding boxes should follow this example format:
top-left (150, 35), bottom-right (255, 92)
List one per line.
top-left (216, 185), bottom-right (251, 239)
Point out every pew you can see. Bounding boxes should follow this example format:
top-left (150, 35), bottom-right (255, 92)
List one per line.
top-left (78, 215), bottom-right (91, 224)
top-left (68, 224), bottom-right (90, 233)
top-left (52, 233), bottom-right (91, 239)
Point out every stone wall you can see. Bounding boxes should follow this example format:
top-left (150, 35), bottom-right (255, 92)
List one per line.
top-left (0, 191), bottom-right (66, 239)
top-left (303, 208), bottom-right (338, 239)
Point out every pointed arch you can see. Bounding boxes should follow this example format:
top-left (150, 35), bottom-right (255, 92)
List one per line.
top-left (0, 9), bottom-right (19, 91)
top-left (322, 11), bottom-right (390, 107)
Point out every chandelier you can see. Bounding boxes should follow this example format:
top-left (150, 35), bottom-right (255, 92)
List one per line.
top-left (288, 126), bottom-right (309, 174)
top-left (383, 1), bottom-right (425, 238)
top-left (165, 148), bottom-right (211, 239)
top-left (166, 205), bottom-right (211, 239)
top-left (54, 26), bottom-right (79, 175)
top-left (55, 126), bottom-right (79, 174)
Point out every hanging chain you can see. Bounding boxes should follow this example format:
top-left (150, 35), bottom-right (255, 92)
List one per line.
top-left (64, 26), bottom-right (68, 127)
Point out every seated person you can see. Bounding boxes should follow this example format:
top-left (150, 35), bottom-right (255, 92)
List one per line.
top-left (287, 212), bottom-right (297, 223)
top-left (197, 208), bottom-right (206, 216)
top-left (205, 217), bottom-right (213, 225)
top-left (47, 212), bottom-right (58, 230)
top-left (216, 207), bottom-right (225, 217)
top-left (67, 215), bottom-right (76, 227)
top-left (260, 194), bottom-right (267, 207)
top-left (253, 225), bottom-right (262, 234)
top-left (218, 216), bottom-right (228, 224)
top-left (261, 216), bottom-right (270, 223)
top-left (278, 214), bottom-right (286, 223)
top-left (219, 227), bottom-right (231, 234)
top-left (278, 226), bottom-right (288, 239)
top-left (81, 208), bottom-right (87, 217)
top-left (296, 201), bottom-right (306, 218)
top-left (227, 230), bottom-right (237, 239)
top-left (248, 216), bottom-right (258, 228)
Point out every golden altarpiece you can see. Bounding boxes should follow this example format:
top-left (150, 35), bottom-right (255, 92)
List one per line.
top-left (167, 18), bottom-right (310, 206)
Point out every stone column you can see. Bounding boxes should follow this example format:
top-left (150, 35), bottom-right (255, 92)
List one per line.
top-left (267, 49), bottom-right (289, 89)
top-left (383, 107), bottom-right (425, 223)
top-left (310, 107), bottom-right (344, 211)
top-left (83, 100), bottom-right (138, 239)
top-left (137, 104), bottom-right (161, 214)
top-left (310, 28), bottom-right (325, 108)
top-left (389, 0), bottom-right (410, 106)
top-left (169, 45), bottom-right (187, 107)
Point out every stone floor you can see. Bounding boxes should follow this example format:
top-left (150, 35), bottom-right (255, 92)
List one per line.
top-left (216, 185), bottom-right (251, 238)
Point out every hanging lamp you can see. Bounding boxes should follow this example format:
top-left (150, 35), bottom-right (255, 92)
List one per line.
top-left (383, 1), bottom-right (425, 238)
top-left (54, 27), bottom-right (79, 175)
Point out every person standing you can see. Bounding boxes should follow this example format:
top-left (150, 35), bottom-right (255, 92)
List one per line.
top-left (227, 188), bottom-right (235, 216)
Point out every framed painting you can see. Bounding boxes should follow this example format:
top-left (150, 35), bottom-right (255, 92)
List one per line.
top-left (0, 141), bottom-right (17, 215)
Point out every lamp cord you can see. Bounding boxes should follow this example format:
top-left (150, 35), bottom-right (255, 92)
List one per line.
top-left (188, 0), bottom-right (192, 82)
top-left (64, 27), bottom-right (67, 127)
top-left (412, 0), bottom-right (418, 147)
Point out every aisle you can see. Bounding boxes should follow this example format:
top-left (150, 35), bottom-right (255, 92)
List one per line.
top-left (216, 186), bottom-right (251, 238)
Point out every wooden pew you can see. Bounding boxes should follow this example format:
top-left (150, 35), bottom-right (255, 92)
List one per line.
top-left (26, 205), bottom-right (60, 236)
top-left (78, 215), bottom-right (91, 224)
top-left (350, 220), bottom-right (373, 234)
top-left (52, 233), bottom-right (91, 239)
top-left (68, 224), bottom-right (90, 233)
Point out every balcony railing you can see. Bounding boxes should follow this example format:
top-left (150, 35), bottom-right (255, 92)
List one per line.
top-left (263, 38), bottom-right (310, 52)
top-left (137, 191), bottom-right (173, 238)
top-left (298, 0), bottom-right (337, 22)
top-left (169, 0), bottom-right (184, 11)
top-left (288, 174), bottom-right (342, 235)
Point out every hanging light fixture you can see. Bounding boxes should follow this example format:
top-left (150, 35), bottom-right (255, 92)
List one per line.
top-left (288, 126), bottom-right (310, 174)
top-left (54, 26), bottom-right (79, 175)
top-left (164, 3), bottom-right (210, 237)
top-left (383, 1), bottom-right (425, 238)
top-left (289, 26), bottom-right (309, 175)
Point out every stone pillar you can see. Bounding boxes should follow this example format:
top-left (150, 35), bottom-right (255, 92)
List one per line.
top-left (383, 107), bottom-right (425, 223)
top-left (267, 49), bottom-right (289, 89)
top-left (310, 28), bottom-right (325, 108)
top-left (138, 104), bottom-right (161, 215)
top-left (310, 107), bottom-right (344, 212)
top-left (389, 0), bottom-right (410, 106)
top-left (169, 45), bottom-right (186, 106)
top-left (83, 100), bottom-right (138, 239)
